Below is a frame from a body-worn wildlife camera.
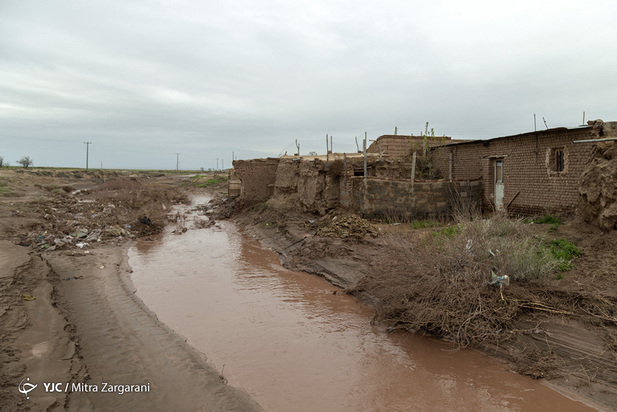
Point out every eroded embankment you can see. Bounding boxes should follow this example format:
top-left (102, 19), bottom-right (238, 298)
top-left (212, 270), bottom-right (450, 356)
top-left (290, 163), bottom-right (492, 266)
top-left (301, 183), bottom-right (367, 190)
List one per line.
top-left (230, 208), bottom-right (617, 411)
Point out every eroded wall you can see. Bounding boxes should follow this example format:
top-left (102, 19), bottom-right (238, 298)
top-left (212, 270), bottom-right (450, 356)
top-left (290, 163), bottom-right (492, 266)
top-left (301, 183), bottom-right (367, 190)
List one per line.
top-left (270, 158), bottom-right (341, 214)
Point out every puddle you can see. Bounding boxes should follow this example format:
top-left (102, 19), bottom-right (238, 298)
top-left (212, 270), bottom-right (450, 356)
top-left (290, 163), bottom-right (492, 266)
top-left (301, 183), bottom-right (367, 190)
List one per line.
top-left (128, 198), bottom-right (596, 411)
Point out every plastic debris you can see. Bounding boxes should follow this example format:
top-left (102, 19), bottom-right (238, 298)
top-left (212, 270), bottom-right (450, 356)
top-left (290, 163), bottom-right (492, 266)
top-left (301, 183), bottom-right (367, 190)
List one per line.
top-left (23, 294), bottom-right (36, 301)
top-left (490, 271), bottom-right (510, 286)
top-left (71, 228), bottom-right (89, 239)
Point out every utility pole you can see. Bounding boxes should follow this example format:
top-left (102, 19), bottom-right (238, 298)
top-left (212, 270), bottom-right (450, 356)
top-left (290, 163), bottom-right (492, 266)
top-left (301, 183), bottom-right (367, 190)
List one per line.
top-left (216, 158), bottom-right (219, 171)
top-left (222, 159), bottom-right (224, 170)
top-left (176, 153), bottom-right (180, 171)
top-left (83, 142), bottom-right (92, 171)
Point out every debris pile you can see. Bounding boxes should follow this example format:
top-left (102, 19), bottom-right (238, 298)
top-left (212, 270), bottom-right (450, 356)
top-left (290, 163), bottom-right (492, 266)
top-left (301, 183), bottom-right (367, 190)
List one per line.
top-left (316, 215), bottom-right (378, 239)
top-left (13, 177), bottom-right (187, 251)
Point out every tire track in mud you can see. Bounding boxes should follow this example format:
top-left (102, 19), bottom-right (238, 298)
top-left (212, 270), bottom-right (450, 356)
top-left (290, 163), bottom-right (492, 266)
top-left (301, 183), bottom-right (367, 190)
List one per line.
top-left (45, 246), bottom-right (261, 412)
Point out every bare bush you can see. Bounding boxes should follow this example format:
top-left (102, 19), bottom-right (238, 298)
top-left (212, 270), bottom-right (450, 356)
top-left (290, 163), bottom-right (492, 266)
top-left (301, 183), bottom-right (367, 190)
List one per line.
top-left (352, 215), bottom-right (567, 348)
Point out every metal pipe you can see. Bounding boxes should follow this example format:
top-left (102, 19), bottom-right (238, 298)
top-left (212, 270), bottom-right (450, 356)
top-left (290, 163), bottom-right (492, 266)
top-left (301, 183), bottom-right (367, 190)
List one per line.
top-left (572, 137), bottom-right (617, 144)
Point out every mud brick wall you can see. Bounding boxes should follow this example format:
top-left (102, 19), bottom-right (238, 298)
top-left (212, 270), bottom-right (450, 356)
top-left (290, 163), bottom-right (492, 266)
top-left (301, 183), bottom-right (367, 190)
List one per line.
top-left (433, 127), bottom-right (600, 215)
top-left (367, 135), bottom-right (451, 159)
top-left (345, 177), bottom-right (482, 219)
top-left (232, 158), bottom-right (280, 206)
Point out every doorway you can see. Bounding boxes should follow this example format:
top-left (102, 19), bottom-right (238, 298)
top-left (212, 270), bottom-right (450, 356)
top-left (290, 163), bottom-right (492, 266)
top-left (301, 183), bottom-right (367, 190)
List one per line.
top-left (494, 159), bottom-right (504, 211)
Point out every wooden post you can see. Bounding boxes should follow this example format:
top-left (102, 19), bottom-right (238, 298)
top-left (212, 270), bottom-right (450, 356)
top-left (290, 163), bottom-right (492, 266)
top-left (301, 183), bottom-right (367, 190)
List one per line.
top-left (343, 153), bottom-right (347, 187)
top-left (330, 135), bottom-right (333, 154)
top-left (326, 134), bottom-right (329, 162)
top-left (411, 151), bottom-right (416, 192)
top-left (363, 132), bottom-right (367, 182)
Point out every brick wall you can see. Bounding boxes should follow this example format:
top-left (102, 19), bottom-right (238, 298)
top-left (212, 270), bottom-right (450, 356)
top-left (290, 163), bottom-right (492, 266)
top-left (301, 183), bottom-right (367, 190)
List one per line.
top-left (344, 177), bottom-right (482, 219)
top-left (433, 127), bottom-right (600, 215)
top-left (367, 135), bottom-right (451, 160)
top-left (232, 158), bottom-right (280, 206)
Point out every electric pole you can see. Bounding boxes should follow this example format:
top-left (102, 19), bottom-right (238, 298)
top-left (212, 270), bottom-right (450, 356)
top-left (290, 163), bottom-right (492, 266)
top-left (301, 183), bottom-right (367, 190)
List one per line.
top-left (83, 142), bottom-right (92, 171)
top-left (216, 158), bottom-right (219, 171)
top-left (176, 153), bottom-right (180, 171)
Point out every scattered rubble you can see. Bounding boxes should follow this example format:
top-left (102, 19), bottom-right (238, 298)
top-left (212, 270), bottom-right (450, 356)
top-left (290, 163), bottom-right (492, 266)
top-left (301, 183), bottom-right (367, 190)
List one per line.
top-left (316, 215), bottom-right (378, 239)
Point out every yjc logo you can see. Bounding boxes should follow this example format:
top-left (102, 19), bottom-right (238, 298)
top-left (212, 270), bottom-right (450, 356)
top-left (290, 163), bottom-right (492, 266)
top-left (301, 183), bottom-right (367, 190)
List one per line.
top-left (18, 377), bottom-right (37, 399)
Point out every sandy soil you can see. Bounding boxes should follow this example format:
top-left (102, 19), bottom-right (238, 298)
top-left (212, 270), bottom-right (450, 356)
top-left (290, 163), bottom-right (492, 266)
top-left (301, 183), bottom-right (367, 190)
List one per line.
top-left (0, 169), bottom-right (260, 412)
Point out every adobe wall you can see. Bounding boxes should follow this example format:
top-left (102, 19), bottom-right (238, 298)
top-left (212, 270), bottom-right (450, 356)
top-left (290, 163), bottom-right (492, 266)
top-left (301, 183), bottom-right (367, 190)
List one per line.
top-left (343, 177), bottom-right (482, 219)
top-left (434, 127), bottom-right (601, 215)
top-left (270, 157), bottom-right (342, 214)
top-left (232, 158), bottom-right (280, 207)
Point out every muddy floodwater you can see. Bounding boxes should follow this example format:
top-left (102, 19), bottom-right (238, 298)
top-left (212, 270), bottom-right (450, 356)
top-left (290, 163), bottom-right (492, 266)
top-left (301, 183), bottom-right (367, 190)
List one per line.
top-left (128, 199), bottom-right (596, 412)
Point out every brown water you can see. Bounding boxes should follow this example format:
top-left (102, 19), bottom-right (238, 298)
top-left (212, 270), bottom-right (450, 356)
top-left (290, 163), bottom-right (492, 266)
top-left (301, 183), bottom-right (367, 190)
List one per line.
top-left (128, 199), bottom-right (596, 412)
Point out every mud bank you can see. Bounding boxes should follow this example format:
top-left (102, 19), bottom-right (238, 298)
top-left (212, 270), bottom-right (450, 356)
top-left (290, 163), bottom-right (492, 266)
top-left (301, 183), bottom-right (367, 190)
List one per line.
top-left (231, 209), bottom-right (617, 411)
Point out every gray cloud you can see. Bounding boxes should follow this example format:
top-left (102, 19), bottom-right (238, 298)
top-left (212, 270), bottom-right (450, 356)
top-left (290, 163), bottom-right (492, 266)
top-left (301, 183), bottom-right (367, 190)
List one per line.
top-left (2, 0), bottom-right (617, 169)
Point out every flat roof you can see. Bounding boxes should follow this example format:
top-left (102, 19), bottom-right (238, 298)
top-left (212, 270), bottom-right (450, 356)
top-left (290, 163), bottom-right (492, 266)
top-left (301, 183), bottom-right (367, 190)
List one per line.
top-left (440, 125), bottom-right (592, 148)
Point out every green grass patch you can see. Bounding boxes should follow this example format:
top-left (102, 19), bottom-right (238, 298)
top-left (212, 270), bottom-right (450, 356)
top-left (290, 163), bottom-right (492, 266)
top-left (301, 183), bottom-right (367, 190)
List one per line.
top-left (411, 219), bottom-right (440, 229)
top-left (193, 175), bottom-right (228, 188)
top-left (534, 214), bottom-right (561, 225)
top-left (433, 224), bottom-right (461, 239)
top-left (547, 238), bottom-right (581, 272)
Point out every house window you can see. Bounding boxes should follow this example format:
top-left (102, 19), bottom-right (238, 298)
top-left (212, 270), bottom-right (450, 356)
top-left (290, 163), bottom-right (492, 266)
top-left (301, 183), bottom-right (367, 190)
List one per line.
top-left (556, 150), bottom-right (564, 172)
top-left (547, 147), bottom-right (566, 174)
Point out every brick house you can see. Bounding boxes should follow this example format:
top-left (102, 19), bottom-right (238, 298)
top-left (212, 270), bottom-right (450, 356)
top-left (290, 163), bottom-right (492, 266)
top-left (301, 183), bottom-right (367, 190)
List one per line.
top-left (432, 120), bottom-right (616, 215)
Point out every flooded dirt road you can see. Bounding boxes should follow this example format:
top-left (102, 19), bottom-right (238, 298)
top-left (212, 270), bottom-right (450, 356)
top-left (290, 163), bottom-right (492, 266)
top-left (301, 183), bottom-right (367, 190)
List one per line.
top-left (128, 200), bottom-right (596, 412)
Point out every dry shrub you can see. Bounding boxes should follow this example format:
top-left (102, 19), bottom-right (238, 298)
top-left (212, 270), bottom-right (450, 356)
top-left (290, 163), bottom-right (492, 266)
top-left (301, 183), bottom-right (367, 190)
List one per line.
top-left (353, 215), bottom-right (565, 348)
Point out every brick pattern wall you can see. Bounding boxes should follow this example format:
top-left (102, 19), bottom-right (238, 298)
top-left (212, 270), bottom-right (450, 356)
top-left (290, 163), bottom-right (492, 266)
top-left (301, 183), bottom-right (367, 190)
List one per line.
top-left (232, 158), bottom-right (280, 206)
top-left (367, 135), bottom-right (451, 159)
top-left (344, 177), bottom-right (482, 219)
top-left (433, 128), bottom-right (599, 215)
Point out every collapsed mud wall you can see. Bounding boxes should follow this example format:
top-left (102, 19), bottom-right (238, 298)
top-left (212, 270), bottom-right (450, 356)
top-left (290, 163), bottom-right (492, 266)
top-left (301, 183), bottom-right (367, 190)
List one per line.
top-left (269, 158), bottom-right (341, 214)
top-left (579, 139), bottom-right (617, 231)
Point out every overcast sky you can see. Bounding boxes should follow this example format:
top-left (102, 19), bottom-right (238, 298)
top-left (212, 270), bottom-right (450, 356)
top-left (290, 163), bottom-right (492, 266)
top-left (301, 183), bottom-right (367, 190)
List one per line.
top-left (2, 0), bottom-right (617, 170)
